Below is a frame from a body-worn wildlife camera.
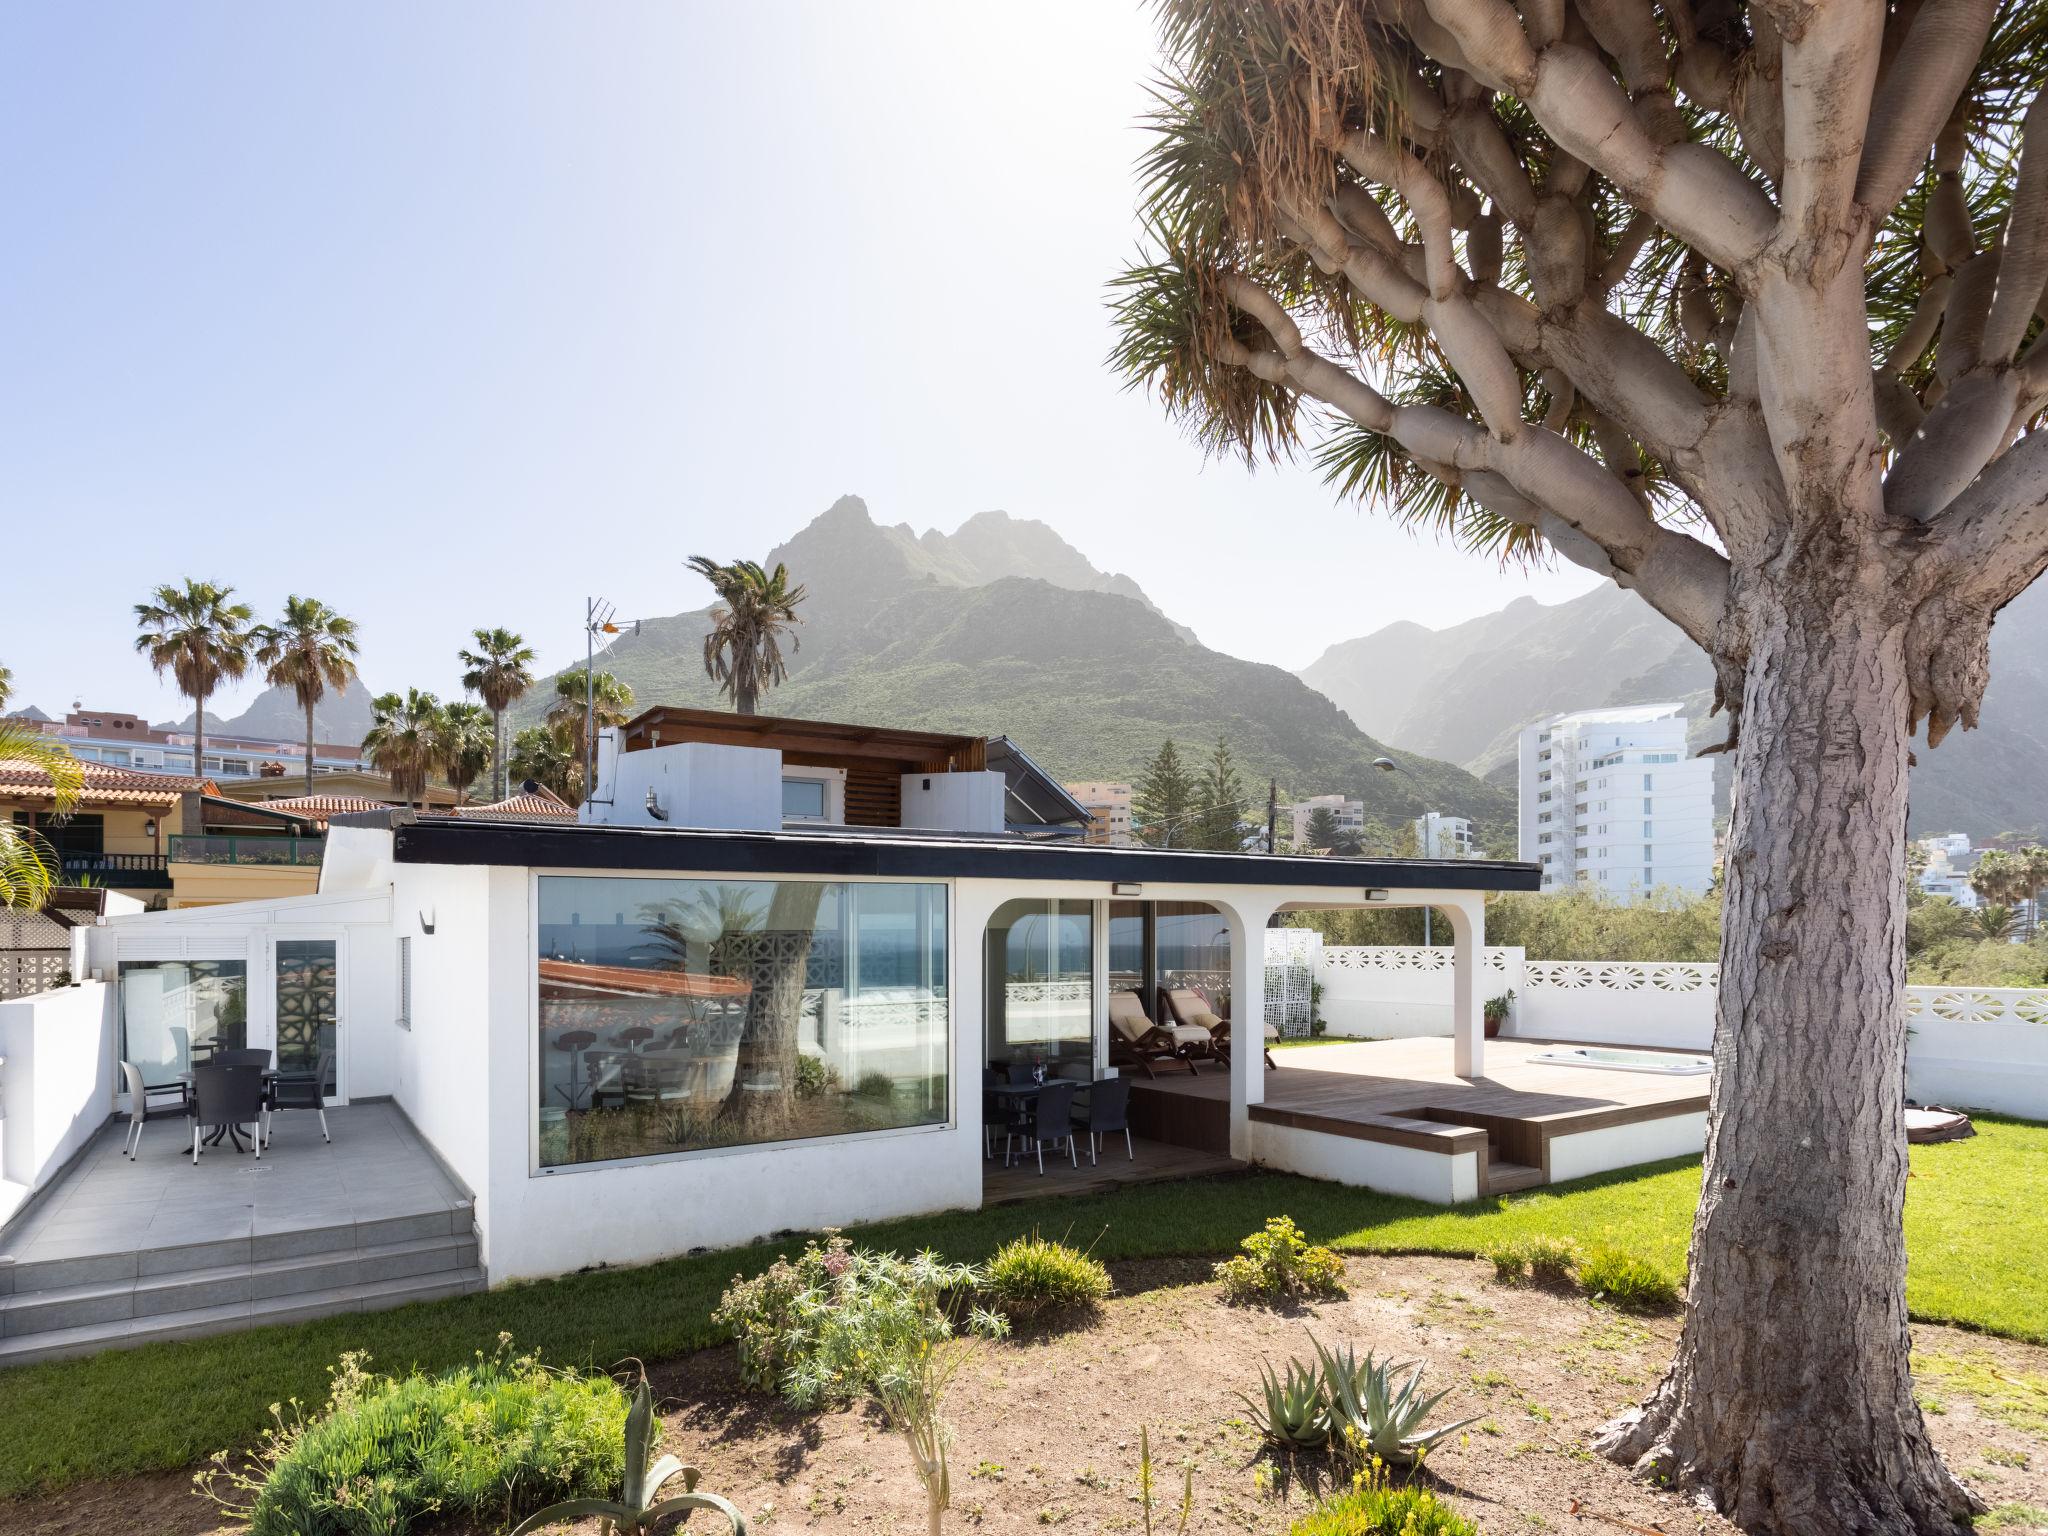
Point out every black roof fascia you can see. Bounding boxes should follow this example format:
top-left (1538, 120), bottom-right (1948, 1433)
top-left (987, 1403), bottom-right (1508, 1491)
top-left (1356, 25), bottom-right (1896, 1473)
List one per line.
top-left (388, 817), bottom-right (1540, 892)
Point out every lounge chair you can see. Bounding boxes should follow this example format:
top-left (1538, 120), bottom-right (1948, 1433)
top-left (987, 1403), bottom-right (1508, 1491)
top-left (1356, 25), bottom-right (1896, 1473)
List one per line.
top-left (1160, 986), bottom-right (1277, 1070)
top-left (1108, 990), bottom-right (1203, 1078)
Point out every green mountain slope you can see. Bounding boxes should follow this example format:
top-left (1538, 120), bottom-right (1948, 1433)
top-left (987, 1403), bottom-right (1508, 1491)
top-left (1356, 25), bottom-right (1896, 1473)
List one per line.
top-left (527, 496), bottom-right (1514, 839)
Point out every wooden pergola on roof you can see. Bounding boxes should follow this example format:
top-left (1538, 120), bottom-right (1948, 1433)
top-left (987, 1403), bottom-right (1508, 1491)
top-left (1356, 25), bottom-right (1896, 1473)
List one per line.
top-left (617, 707), bottom-right (989, 829)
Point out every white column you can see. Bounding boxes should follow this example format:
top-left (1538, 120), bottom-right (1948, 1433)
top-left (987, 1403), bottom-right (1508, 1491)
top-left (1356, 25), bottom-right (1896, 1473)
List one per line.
top-left (1221, 895), bottom-right (1278, 1159)
top-left (1443, 893), bottom-right (1486, 1078)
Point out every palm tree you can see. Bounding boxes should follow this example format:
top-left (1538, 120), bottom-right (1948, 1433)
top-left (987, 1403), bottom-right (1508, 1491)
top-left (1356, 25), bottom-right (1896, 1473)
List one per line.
top-left (546, 670), bottom-right (635, 770)
top-left (134, 580), bottom-right (256, 777)
top-left (0, 663), bottom-right (12, 714)
top-left (458, 628), bottom-right (537, 801)
top-left (0, 724), bottom-right (83, 909)
top-left (509, 719), bottom-right (580, 803)
top-left (252, 597), bottom-right (360, 796)
top-left (435, 701), bottom-right (495, 804)
top-left (1974, 904), bottom-right (2016, 942)
top-left (1970, 850), bottom-right (2024, 909)
top-left (362, 689), bottom-right (445, 809)
top-left (687, 556), bottom-right (806, 715)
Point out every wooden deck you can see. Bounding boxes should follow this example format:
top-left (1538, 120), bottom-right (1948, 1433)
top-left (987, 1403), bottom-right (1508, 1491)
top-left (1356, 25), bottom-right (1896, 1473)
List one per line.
top-left (1130, 1037), bottom-right (1708, 1194)
top-left (981, 1134), bottom-right (1246, 1206)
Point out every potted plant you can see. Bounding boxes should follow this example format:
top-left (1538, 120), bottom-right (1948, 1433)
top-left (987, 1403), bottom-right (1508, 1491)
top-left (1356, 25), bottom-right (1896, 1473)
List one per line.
top-left (1482, 989), bottom-right (1516, 1040)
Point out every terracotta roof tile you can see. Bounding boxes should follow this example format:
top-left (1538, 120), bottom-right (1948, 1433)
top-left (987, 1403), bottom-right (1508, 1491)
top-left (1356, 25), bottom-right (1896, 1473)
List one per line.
top-left (0, 758), bottom-right (214, 806)
top-left (455, 789), bottom-right (577, 821)
top-left (227, 793), bottom-right (390, 830)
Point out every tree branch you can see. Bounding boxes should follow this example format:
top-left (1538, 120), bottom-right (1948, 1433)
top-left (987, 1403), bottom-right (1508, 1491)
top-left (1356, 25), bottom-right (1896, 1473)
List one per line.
top-left (1855, 0), bottom-right (2001, 216)
top-left (1923, 428), bottom-right (2048, 611)
top-left (1776, 0), bottom-right (1882, 243)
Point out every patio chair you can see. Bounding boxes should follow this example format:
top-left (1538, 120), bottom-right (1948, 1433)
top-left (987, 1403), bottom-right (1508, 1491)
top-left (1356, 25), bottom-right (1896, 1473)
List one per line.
top-left (264, 1048), bottom-right (333, 1145)
top-left (983, 1067), bottom-right (1028, 1159)
top-left (1008, 1078), bottom-right (1079, 1175)
top-left (1162, 987), bottom-right (1277, 1069)
top-left (1079, 1075), bottom-right (1133, 1165)
top-left (215, 1048), bottom-right (273, 1069)
top-left (119, 1060), bottom-right (189, 1159)
top-left (1107, 991), bottom-right (1200, 1078)
top-left (187, 1063), bottom-right (266, 1164)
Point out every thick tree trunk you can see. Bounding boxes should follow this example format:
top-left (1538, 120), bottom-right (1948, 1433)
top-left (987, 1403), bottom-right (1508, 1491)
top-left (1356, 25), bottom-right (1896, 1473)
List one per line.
top-left (491, 708), bottom-right (506, 802)
top-left (1597, 577), bottom-right (1977, 1533)
top-left (304, 697), bottom-right (317, 797)
top-left (718, 882), bottom-right (827, 1138)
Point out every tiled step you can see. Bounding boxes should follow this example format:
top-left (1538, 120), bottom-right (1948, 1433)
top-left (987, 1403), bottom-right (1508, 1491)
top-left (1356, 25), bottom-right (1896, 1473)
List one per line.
top-left (1485, 1160), bottom-right (1546, 1195)
top-left (0, 1264), bottom-right (487, 1366)
top-left (1, 1231), bottom-right (478, 1338)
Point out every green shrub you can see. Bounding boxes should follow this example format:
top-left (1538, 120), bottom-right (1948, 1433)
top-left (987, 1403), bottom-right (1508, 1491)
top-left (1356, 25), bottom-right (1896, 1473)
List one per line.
top-left (1284, 1475), bottom-right (1476, 1535)
top-left (712, 1232), bottom-right (992, 1407)
top-left (793, 1053), bottom-right (840, 1100)
top-left (1215, 1216), bottom-right (1347, 1303)
top-left (1577, 1244), bottom-right (1681, 1311)
top-left (1487, 1236), bottom-right (1579, 1286)
top-left (200, 1341), bottom-right (625, 1536)
top-left (1242, 1356), bottom-right (1332, 1449)
top-left (980, 1233), bottom-right (1111, 1324)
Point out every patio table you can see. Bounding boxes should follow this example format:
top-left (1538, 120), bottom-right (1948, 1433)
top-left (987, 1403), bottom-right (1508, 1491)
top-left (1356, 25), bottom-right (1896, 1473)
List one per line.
top-left (177, 1068), bottom-right (278, 1153)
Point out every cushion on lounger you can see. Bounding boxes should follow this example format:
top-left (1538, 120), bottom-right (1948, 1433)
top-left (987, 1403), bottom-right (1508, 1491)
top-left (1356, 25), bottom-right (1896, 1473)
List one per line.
top-left (1186, 1009), bottom-right (1222, 1030)
top-left (1168, 1025), bottom-right (1211, 1046)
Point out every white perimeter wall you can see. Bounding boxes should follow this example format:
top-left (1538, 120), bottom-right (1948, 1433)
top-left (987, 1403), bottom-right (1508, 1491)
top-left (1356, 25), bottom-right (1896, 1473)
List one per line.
top-left (0, 981), bottom-right (116, 1227)
top-left (1319, 946), bottom-right (2048, 1121)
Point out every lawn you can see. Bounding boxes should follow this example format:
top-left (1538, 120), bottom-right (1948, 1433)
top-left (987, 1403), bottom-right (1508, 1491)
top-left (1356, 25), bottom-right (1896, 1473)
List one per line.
top-left (0, 1115), bottom-right (2038, 1500)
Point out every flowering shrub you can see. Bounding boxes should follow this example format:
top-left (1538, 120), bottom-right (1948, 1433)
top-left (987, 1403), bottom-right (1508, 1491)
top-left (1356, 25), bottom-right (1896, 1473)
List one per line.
top-left (1215, 1215), bottom-right (1347, 1303)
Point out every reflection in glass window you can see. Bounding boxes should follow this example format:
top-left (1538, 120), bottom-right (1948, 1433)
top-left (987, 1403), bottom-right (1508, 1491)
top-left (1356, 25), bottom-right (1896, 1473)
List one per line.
top-left (782, 778), bottom-right (828, 820)
top-left (1156, 901), bottom-right (1232, 1009)
top-left (119, 959), bottom-right (249, 1088)
top-left (535, 876), bottom-right (947, 1169)
top-left (986, 898), bottom-right (1093, 1073)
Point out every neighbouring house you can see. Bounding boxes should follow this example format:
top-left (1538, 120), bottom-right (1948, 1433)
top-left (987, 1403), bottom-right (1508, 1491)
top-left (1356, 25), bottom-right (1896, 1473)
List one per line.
top-left (212, 768), bottom-right (467, 813)
top-left (0, 757), bottom-right (217, 907)
top-left (1916, 833), bottom-right (1981, 909)
top-left (1283, 793), bottom-right (1365, 848)
top-left (1413, 812), bottom-right (1477, 859)
top-left (1063, 781), bottom-right (1136, 846)
top-left (1516, 704), bottom-right (1715, 900)
top-left (5, 704), bottom-right (1739, 1361)
top-left (9, 704), bottom-right (366, 783)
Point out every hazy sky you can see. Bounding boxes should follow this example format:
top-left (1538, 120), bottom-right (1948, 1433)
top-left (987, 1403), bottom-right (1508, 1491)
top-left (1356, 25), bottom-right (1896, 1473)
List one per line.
top-left (0, 3), bottom-right (1599, 725)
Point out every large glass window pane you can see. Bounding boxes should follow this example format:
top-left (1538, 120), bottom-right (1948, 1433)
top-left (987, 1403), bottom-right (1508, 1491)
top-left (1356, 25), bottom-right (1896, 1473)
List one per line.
top-left (536, 876), bottom-right (948, 1169)
top-left (119, 960), bottom-right (248, 1088)
top-left (1156, 901), bottom-right (1231, 1011)
top-left (985, 898), bottom-right (1093, 1074)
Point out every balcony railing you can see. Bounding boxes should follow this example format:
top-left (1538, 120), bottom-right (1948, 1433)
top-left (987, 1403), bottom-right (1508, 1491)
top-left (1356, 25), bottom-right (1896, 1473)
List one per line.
top-left (167, 835), bottom-right (323, 867)
top-left (57, 852), bottom-right (171, 889)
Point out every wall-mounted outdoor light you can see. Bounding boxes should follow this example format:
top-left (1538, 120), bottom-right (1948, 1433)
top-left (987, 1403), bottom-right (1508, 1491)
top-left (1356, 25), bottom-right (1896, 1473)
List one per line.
top-left (1363, 888), bottom-right (1390, 902)
top-left (1111, 881), bottom-right (1142, 896)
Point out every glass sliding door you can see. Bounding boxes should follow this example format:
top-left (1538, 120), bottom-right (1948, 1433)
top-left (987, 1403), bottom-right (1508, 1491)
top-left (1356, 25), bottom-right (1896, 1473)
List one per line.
top-left (118, 959), bottom-right (248, 1088)
top-left (275, 939), bottom-right (340, 1098)
top-left (985, 898), bottom-right (1093, 1074)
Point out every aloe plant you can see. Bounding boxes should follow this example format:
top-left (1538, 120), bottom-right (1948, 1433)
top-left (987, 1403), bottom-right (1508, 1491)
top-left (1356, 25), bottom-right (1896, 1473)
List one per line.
top-left (510, 1377), bottom-right (746, 1535)
top-left (1312, 1338), bottom-right (1477, 1466)
top-left (1241, 1356), bottom-right (1333, 1449)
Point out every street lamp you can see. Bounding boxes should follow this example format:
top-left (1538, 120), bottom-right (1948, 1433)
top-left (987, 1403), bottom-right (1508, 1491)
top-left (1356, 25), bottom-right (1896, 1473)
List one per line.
top-left (1370, 756), bottom-right (1433, 945)
top-left (580, 598), bottom-right (641, 805)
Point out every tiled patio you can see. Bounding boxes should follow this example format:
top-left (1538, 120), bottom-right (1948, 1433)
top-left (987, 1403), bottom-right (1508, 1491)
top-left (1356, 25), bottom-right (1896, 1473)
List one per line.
top-left (0, 1103), bottom-right (483, 1364)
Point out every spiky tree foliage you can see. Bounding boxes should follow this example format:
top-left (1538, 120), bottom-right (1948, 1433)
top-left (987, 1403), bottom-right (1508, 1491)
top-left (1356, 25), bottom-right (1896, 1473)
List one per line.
top-left (509, 719), bottom-right (581, 803)
top-left (134, 580), bottom-right (255, 777)
top-left (1112, 2), bottom-right (2048, 1528)
top-left (0, 663), bottom-right (12, 714)
top-left (458, 627), bottom-right (537, 801)
top-left (687, 556), bottom-right (807, 716)
top-left (0, 724), bottom-right (82, 910)
top-left (1305, 806), bottom-right (1341, 850)
top-left (1133, 740), bottom-right (1199, 847)
top-left (546, 670), bottom-right (635, 774)
top-left (253, 596), bottom-right (360, 797)
top-left (1195, 738), bottom-right (1249, 849)
top-left (362, 689), bottom-right (445, 809)
top-left (435, 701), bottom-right (495, 805)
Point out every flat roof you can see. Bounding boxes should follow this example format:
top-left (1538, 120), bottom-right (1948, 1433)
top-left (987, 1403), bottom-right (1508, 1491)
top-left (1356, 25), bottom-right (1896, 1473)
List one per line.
top-left (374, 813), bottom-right (1540, 892)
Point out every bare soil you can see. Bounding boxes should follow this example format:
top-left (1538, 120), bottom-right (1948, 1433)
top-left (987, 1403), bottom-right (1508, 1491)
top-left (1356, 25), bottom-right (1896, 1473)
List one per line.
top-left (5, 1254), bottom-right (2044, 1535)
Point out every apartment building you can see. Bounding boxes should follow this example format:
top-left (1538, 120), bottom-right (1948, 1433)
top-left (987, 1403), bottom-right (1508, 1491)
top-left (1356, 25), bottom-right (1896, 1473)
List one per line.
top-left (1517, 704), bottom-right (1714, 899)
top-left (1414, 812), bottom-right (1477, 859)
top-left (1063, 780), bottom-right (1136, 845)
top-left (1283, 793), bottom-right (1365, 849)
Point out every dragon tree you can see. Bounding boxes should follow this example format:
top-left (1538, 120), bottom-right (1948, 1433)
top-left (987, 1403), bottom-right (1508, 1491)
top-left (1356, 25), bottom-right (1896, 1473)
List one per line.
top-left (1112, 1), bottom-right (2048, 1530)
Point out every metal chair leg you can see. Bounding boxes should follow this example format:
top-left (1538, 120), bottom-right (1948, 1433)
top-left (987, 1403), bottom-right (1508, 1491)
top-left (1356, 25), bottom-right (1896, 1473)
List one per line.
top-left (318, 1107), bottom-right (330, 1142)
top-left (1035, 1139), bottom-right (1044, 1175)
top-left (191, 1124), bottom-right (201, 1165)
top-left (1125, 1128), bottom-right (1134, 1160)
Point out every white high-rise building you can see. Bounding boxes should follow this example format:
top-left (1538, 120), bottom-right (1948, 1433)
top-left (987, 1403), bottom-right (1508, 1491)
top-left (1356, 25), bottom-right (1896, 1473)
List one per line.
top-left (1517, 704), bottom-right (1715, 899)
top-left (1414, 812), bottom-right (1477, 859)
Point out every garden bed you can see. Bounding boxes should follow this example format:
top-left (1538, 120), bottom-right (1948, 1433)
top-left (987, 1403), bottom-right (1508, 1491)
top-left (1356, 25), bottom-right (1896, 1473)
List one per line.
top-left (6, 1252), bottom-right (2044, 1536)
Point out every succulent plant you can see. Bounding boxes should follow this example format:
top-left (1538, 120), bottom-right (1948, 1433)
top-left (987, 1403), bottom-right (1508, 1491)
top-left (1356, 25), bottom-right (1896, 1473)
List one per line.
top-left (1241, 1355), bottom-right (1333, 1449)
top-left (510, 1376), bottom-right (747, 1535)
top-left (1313, 1337), bottom-right (1478, 1466)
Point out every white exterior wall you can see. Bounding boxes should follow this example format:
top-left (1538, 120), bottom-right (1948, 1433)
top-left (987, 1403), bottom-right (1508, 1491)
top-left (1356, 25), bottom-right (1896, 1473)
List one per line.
top-left (1246, 1116), bottom-right (1481, 1202)
top-left (0, 981), bottom-right (117, 1226)
top-left (1317, 946), bottom-right (1523, 1038)
top-left (88, 883), bottom-right (399, 1103)
top-left (591, 741), bottom-right (784, 831)
top-left (1545, 1112), bottom-right (1709, 1183)
top-left (899, 772), bottom-right (1005, 834)
top-left (1517, 704), bottom-right (1715, 900)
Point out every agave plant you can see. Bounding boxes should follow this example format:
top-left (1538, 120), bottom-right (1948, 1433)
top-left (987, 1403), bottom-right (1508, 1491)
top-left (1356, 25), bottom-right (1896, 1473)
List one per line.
top-left (510, 1376), bottom-right (746, 1535)
top-left (1240, 1356), bottom-right (1332, 1449)
top-left (1312, 1337), bottom-right (1477, 1467)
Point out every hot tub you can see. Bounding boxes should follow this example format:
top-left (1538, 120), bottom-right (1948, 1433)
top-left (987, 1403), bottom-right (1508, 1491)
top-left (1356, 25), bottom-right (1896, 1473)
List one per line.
top-left (1529, 1045), bottom-right (1712, 1076)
